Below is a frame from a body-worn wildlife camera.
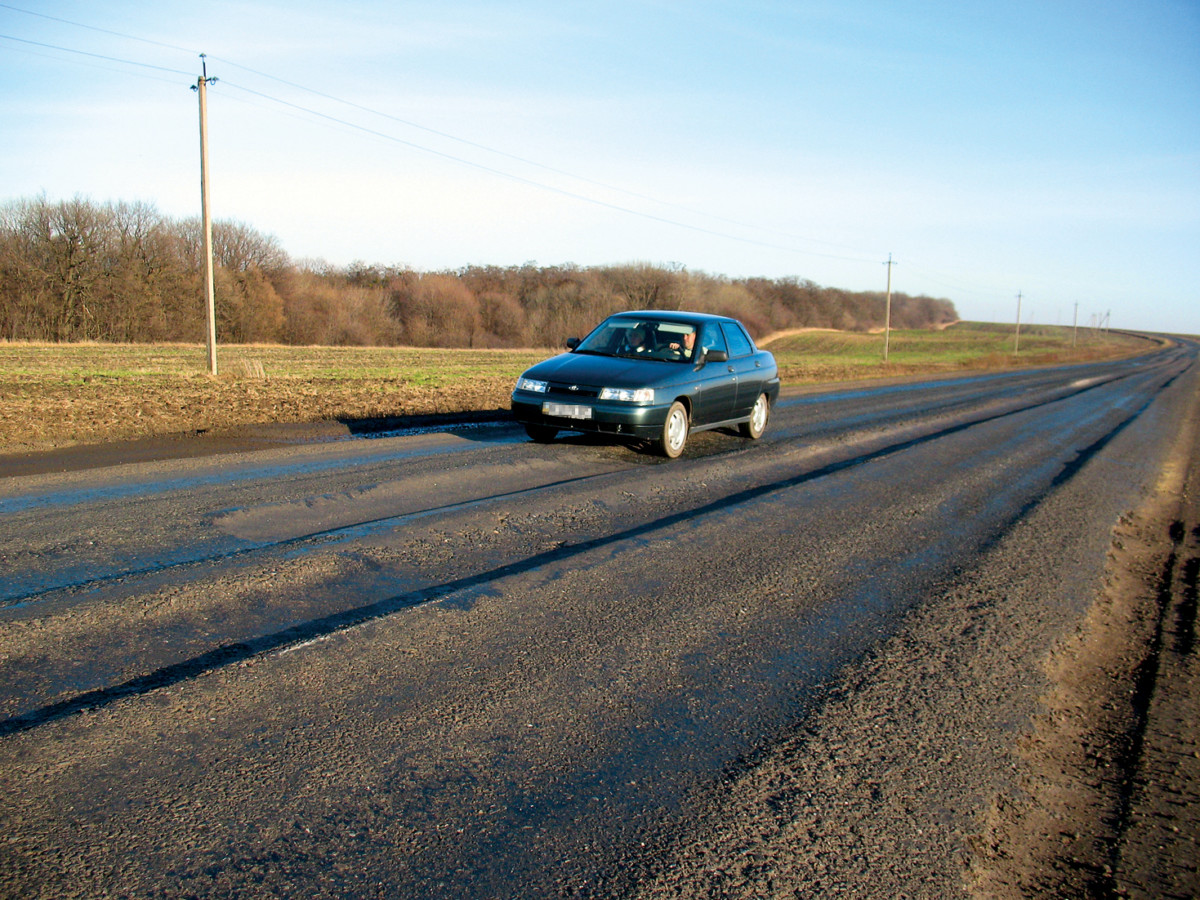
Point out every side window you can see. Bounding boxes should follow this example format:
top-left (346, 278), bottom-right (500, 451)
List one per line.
top-left (699, 324), bottom-right (728, 356)
top-left (720, 322), bottom-right (754, 358)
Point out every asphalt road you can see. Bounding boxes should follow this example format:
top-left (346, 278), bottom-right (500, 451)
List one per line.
top-left (1, 342), bottom-right (1196, 898)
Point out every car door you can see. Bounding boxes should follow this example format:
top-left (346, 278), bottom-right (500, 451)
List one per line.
top-left (691, 324), bottom-right (738, 425)
top-left (720, 321), bottom-right (769, 417)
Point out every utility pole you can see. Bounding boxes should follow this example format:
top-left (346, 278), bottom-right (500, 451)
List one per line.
top-left (193, 55), bottom-right (219, 376)
top-left (1014, 291), bottom-right (1023, 354)
top-left (882, 253), bottom-right (896, 362)
top-left (1072, 301), bottom-right (1079, 348)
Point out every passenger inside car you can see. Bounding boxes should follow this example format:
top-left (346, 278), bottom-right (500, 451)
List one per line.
top-left (624, 326), bottom-right (652, 354)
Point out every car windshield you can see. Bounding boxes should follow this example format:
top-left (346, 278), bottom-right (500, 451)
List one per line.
top-left (574, 318), bottom-right (699, 362)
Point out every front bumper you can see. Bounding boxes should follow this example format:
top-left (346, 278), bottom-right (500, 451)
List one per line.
top-left (511, 392), bottom-right (671, 439)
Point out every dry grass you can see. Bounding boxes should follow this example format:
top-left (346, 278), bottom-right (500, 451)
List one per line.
top-left (0, 344), bottom-right (545, 454)
top-left (0, 326), bottom-right (1155, 454)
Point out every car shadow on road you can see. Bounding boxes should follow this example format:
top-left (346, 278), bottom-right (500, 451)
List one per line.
top-left (337, 409), bottom-right (512, 441)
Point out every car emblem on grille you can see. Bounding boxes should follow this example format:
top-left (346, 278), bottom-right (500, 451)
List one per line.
top-left (569, 385), bottom-right (579, 391)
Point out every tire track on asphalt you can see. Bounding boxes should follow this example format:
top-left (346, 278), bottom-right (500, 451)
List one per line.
top-left (0, 472), bottom-right (611, 609)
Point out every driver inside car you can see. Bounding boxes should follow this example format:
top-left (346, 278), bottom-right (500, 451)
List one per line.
top-left (667, 330), bottom-right (697, 359)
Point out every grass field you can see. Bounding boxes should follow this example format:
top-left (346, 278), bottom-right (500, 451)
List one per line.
top-left (766, 322), bottom-right (1148, 382)
top-left (0, 324), bottom-right (1154, 454)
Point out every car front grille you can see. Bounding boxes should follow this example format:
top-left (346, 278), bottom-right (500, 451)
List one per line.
top-left (546, 383), bottom-right (600, 399)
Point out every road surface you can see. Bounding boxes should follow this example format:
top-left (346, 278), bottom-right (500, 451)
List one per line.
top-left (1, 342), bottom-right (1196, 898)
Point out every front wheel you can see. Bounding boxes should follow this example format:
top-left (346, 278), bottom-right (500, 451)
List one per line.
top-left (658, 401), bottom-right (689, 458)
top-left (739, 393), bottom-right (770, 439)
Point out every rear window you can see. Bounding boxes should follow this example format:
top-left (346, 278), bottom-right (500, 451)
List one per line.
top-left (720, 322), bottom-right (755, 357)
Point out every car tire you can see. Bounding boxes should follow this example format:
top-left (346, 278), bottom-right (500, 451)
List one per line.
top-left (524, 424), bottom-right (558, 443)
top-left (658, 401), bottom-right (689, 458)
top-left (739, 393), bottom-right (770, 439)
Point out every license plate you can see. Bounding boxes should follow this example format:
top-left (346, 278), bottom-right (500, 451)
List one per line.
top-left (543, 402), bottom-right (593, 420)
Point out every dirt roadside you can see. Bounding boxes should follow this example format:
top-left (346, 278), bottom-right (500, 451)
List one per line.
top-left (0, 370), bottom-right (516, 462)
top-left (969, 378), bottom-right (1200, 897)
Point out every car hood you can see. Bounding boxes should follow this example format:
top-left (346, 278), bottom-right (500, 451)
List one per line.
top-left (522, 352), bottom-right (686, 387)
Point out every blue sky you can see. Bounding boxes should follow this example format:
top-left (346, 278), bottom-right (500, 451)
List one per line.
top-left (2, 0), bottom-right (1198, 333)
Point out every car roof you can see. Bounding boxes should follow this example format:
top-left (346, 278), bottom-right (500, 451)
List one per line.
top-left (604, 310), bottom-right (739, 325)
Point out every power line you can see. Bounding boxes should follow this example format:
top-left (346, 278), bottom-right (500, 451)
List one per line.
top-left (8, 1), bottom-right (807, 248)
top-left (220, 78), bottom-right (872, 263)
top-left (0, 3), bottom-right (196, 54)
top-left (1, 6), bottom-right (1039, 301)
top-left (0, 33), bottom-right (192, 76)
top-left (1, 40), bottom-right (188, 88)
top-left (7, 13), bottom-right (830, 262)
top-left (901, 262), bottom-right (1014, 300)
top-left (210, 55), bottom-right (871, 260)
top-left (1, 4), bottom-right (874, 263)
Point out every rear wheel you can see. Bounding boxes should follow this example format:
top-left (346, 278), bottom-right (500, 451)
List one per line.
top-left (658, 401), bottom-right (689, 458)
top-left (524, 423), bottom-right (558, 443)
top-left (739, 393), bottom-right (770, 439)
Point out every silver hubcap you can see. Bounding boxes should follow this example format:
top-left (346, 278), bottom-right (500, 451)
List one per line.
top-left (751, 395), bottom-right (768, 433)
top-left (666, 408), bottom-right (687, 452)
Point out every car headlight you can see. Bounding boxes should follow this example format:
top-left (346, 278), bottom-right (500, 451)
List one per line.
top-left (599, 387), bottom-right (655, 403)
top-left (517, 377), bottom-right (549, 393)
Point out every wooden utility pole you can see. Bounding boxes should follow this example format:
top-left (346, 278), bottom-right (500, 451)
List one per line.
top-left (194, 55), bottom-right (219, 376)
top-left (882, 253), bottom-right (896, 362)
top-left (1014, 291), bottom-right (1023, 354)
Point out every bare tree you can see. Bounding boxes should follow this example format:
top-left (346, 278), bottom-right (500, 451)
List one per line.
top-left (0, 194), bottom-right (959, 348)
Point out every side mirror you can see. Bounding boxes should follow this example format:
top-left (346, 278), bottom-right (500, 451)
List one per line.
top-left (704, 348), bottom-right (728, 363)
top-left (566, 337), bottom-right (580, 350)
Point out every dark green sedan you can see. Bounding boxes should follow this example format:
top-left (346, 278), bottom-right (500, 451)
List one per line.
top-left (511, 310), bottom-right (781, 458)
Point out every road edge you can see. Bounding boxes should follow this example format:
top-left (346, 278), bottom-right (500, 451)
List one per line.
top-left (967, 360), bottom-right (1200, 897)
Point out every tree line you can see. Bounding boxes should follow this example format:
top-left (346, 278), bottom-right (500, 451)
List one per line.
top-left (0, 195), bottom-right (957, 347)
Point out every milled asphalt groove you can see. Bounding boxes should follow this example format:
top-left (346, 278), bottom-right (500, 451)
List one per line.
top-left (0, 367), bottom-right (1160, 739)
top-left (968, 375), bottom-right (1176, 565)
top-left (0, 472), bottom-right (613, 608)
